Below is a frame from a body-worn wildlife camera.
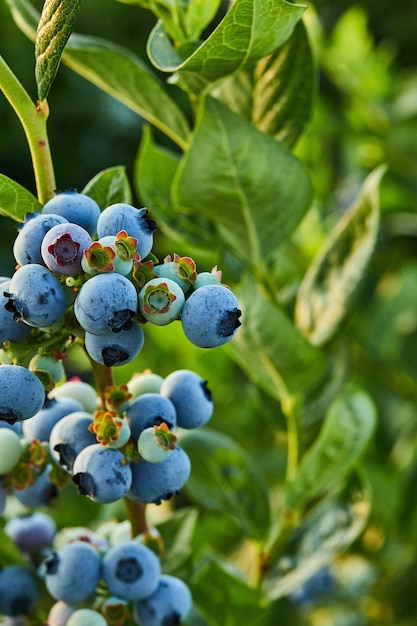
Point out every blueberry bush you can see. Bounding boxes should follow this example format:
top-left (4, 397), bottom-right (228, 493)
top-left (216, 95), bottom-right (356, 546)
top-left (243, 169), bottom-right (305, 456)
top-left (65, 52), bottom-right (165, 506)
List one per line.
top-left (0, 0), bottom-right (416, 624)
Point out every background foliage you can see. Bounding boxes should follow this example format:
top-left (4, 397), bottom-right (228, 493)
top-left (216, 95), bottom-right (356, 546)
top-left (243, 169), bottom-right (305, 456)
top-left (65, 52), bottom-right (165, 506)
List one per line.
top-left (2, 0), bottom-right (417, 624)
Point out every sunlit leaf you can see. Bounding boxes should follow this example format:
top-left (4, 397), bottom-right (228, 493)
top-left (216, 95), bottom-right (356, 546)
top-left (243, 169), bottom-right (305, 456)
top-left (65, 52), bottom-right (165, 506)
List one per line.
top-left (213, 20), bottom-right (315, 147)
top-left (295, 166), bottom-right (386, 346)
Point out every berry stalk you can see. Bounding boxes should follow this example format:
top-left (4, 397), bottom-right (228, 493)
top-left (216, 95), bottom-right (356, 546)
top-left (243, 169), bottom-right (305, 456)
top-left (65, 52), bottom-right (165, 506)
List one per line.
top-left (88, 356), bottom-right (149, 535)
top-left (0, 55), bottom-right (56, 203)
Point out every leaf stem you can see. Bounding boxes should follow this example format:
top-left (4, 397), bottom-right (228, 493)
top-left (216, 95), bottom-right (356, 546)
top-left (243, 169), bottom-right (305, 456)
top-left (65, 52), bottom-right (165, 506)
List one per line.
top-left (281, 393), bottom-right (302, 483)
top-left (0, 55), bottom-right (56, 202)
top-left (87, 356), bottom-right (150, 536)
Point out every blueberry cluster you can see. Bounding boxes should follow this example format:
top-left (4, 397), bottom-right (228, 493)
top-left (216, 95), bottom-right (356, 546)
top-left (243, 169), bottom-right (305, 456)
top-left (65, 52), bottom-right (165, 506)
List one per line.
top-left (0, 190), bottom-right (241, 624)
top-left (2, 190), bottom-right (241, 372)
top-left (1, 510), bottom-right (191, 625)
top-left (0, 369), bottom-right (212, 622)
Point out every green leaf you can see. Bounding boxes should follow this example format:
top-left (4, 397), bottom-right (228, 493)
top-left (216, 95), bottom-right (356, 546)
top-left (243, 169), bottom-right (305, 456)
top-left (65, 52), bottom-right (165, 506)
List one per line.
top-left (212, 20), bottom-right (316, 147)
top-left (263, 472), bottom-right (372, 601)
top-left (173, 97), bottom-right (313, 268)
top-left (180, 428), bottom-right (271, 541)
top-left (295, 166), bottom-right (386, 346)
top-left (190, 561), bottom-right (265, 626)
top-left (0, 174), bottom-right (42, 221)
top-left (285, 386), bottom-right (377, 512)
top-left (135, 125), bottom-right (216, 248)
top-left (62, 34), bottom-right (190, 149)
top-left (183, 0), bottom-right (223, 41)
top-left (228, 278), bottom-right (327, 400)
top-left (5, 0), bottom-right (190, 149)
top-left (157, 506), bottom-right (199, 575)
top-left (81, 166), bottom-right (133, 209)
top-left (0, 526), bottom-right (26, 565)
top-left (35, 0), bottom-right (81, 101)
top-left (147, 0), bottom-right (306, 79)
top-left (4, 0), bottom-right (38, 40)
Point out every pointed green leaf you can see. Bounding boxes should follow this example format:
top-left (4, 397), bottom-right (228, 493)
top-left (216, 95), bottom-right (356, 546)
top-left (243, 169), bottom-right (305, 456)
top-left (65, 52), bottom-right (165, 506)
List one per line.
top-left (213, 20), bottom-right (316, 147)
top-left (5, 0), bottom-right (190, 148)
top-left (191, 561), bottom-right (265, 625)
top-left (285, 387), bottom-right (377, 512)
top-left (173, 97), bottom-right (313, 267)
top-left (147, 0), bottom-right (306, 79)
top-left (295, 166), bottom-right (386, 346)
top-left (0, 174), bottom-right (42, 221)
top-left (135, 125), bottom-right (216, 248)
top-left (228, 278), bottom-right (327, 399)
top-left (263, 473), bottom-right (371, 601)
top-left (81, 166), bottom-right (132, 209)
top-left (180, 428), bottom-right (271, 541)
top-left (35, 0), bottom-right (81, 101)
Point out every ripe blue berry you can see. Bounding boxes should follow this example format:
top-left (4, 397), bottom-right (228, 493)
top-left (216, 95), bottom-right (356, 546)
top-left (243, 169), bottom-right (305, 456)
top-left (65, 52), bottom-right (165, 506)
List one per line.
top-left (160, 369), bottom-right (213, 429)
top-left (41, 222), bottom-right (92, 275)
top-left (102, 540), bottom-right (161, 601)
top-left (0, 364), bottom-right (45, 423)
top-left (72, 444), bottom-right (132, 503)
top-left (43, 540), bottom-right (101, 604)
top-left (133, 574), bottom-right (192, 626)
top-left (0, 281), bottom-right (32, 343)
top-left (84, 321), bottom-right (144, 367)
top-left (22, 396), bottom-right (84, 442)
top-left (126, 393), bottom-right (177, 442)
top-left (181, 284), bottom-right (241, 348)
top-left (127, 446), bottom-right (191, 505)
top-left (49, 411), bottom-right (97, 472)
top-left (5, 512), bottom-right (56, 553)
top-left (0, 566), bottom-right (40, 616)
top-left (4, 264), bottom-right (67, 328)
top-left (13, 464), bottom-right (59, 507)
top-left (13, 212), bottom-right (69, 266)
top-left (74, 272), bottom-right (138, 335)
top-left (96, 203), bottom-right (157, 258)
top-left (139, 277), bottom-right (185, 325)
top-left (41, 189), bottom-right (101, 235)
